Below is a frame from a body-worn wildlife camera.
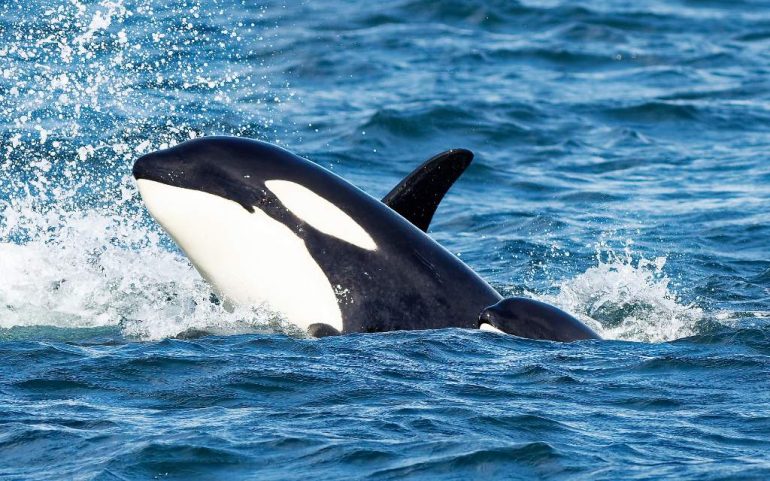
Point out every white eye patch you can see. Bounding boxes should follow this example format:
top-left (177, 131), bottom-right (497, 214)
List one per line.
top-left (265, 179), bottom-right (377, 251)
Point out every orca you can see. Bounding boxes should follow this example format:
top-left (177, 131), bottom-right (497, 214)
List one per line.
top-left (133, 137), bottom-right (600, 342)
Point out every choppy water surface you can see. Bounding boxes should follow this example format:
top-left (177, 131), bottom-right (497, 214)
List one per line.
top-left (1, 0), bottom-right (769, 479)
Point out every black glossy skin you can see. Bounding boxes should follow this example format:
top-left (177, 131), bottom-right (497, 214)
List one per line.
top-left (133, 137), bottom-right (502, 334)
top-left (479, 298), bottom-right (600, 342)
top-left (382, 149), bottom-right (473, 232)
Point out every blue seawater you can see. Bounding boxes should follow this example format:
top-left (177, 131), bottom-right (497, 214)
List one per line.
top-left (1, 0), bottom-right (769, 479)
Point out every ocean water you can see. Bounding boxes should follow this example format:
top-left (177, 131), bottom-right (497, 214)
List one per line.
top-left (1, 0), bottom-right (769, 479)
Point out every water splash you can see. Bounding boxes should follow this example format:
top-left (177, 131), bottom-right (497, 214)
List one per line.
top-left (535, 242), bottom-right (703, 342)
top-left (0, 195), bottom-right (308, 340)
top-left (0, 0), bottom-right (300, 340)
top-left (1, 0), bottom-right (294, 216)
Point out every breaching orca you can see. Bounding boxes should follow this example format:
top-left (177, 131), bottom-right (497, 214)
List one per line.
top-left (133, 137), bottom-right (599, 342)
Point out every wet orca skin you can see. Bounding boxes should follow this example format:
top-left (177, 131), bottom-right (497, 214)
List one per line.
top-left (480, 298), bottom-right (600, 342)
top-left (133, 137), bottom-right (599, 341)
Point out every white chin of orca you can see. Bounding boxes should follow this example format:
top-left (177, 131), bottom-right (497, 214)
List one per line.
top-left (479, 323), bottom-right (504, 334)
top-left (136, 179), bottom-right (343, 332)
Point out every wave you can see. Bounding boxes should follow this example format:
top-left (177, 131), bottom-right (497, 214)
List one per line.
top-left (600, 101), bottom-right (701, 123)
top-left (531, 243), bottom-right (705, 342)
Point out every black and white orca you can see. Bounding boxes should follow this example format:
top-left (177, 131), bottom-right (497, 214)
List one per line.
top-left (133, 137), bottom-right (599, 342)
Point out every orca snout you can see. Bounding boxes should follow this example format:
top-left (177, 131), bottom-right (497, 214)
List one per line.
top-left (478, 304), bottom-right (499, 327)
top-left (132, 152), bottom-right (153, 180)
top-left (132, 149), bottom-right (182, 185)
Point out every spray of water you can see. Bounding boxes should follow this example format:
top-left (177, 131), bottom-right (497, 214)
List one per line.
top-left (0, 194), bottom-right (306, 340)
top-left (0, 0), bottom-right (301, 340)
top-left (533, 242), bottom-right (703, 342)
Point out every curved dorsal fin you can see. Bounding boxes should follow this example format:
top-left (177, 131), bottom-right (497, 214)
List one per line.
top-left (382, 149), bottom-right (473, 232)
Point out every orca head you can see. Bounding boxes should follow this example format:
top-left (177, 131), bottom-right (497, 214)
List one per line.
top-left (132, 136), bottom-right (293, 213)
top-left (479, 297), bottom-right (601, 342)
top-left (131, 136), bottom-right (365, 332)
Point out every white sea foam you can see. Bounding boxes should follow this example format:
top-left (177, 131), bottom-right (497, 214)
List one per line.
top-left (532, 244), bottom-right (704, 343)
top-left (0, 194), bottom-right (706, 342)
top-left (0, 195), bottom-right (297, 340)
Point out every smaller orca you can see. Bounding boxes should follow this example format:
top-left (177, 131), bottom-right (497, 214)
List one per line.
top-left (133, 137), bottom-right (600, 342)
top-left (479, 298), bottom-right (599, 342)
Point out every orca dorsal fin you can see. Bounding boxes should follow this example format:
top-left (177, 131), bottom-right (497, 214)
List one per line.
top-left (382, 149), bottom-right (473, 232)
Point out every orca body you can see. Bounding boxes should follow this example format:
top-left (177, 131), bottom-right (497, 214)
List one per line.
top-left (133, 137), bottom-right (600, 342)
top-left (480, 298), bottom-right (599, 342)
